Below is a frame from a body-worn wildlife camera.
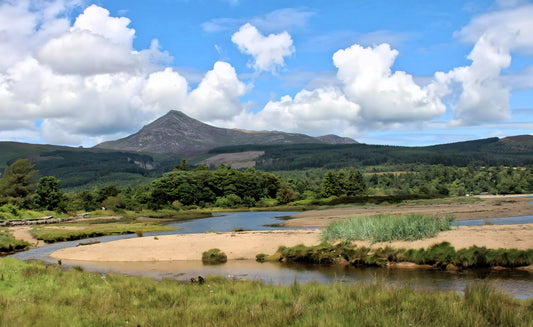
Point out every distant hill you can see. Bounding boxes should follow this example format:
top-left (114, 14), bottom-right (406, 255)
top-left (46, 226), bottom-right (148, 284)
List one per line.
top-left (1, 127), bottom-right (531, 190)
top-left (0, 142), bottom-right (164, 190)
top-left (206, 136), bottom-right (533, 170)
top-left (94, 110), bottom-right (358, 155)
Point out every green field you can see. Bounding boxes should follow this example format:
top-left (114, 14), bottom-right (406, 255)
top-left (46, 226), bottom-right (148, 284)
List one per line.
top-left (0, 258), bottom-right (531, 326)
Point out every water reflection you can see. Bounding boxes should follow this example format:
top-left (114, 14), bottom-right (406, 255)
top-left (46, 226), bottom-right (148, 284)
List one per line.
top-left (59, 259), bottom-right (533, 300)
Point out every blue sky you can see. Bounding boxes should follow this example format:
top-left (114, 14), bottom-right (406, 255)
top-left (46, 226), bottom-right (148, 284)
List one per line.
top-left (0, 0), bottom-right (532, 147)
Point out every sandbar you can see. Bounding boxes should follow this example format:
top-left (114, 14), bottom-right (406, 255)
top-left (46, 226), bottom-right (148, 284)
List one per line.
top-left (51, 224), bottom-right (533, 262)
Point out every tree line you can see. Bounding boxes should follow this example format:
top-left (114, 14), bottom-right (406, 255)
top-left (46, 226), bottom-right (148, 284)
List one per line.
top-left (1, 159), bottom-right (532, 216)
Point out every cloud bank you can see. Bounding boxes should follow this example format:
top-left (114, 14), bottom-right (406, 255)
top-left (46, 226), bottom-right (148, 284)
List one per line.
top-left (0, 1), bottom-right (247, 145)
top-left (0, 1), bottom-right (532, 146)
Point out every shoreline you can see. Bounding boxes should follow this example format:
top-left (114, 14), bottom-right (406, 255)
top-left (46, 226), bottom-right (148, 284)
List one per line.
top-left (51, 224), bottom-right (533, 263)
top-left (283, 195), bottom-right (533, 228)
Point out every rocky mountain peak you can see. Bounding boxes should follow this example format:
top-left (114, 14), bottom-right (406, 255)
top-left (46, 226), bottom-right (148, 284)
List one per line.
top-left (95, 110), bottom-right (358, 155)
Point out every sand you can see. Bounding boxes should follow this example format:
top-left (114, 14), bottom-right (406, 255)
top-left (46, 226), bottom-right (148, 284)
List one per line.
top-left (51, 230), bottom-right (322, 262)
top-left (10, 226), bottom-right (44, 247)
top-left (283, 194), bottom-right (533, 228)
top-left (50, 224), bottom-right (533, 262)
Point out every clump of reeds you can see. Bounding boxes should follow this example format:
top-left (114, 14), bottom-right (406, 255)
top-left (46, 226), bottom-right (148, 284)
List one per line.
top-left (322, 214), bottom-right (454, 243)
top-left (272, 242), bottom-right (533, 269)
top-left (202, 248), bottom-right (227, 264)
top-left (231, 227), bottom-right (250, 232)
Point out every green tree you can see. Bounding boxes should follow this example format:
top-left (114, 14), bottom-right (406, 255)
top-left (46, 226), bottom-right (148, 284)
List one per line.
top-left (276, 183), bottom-right (297, 204)
top-left (0, 159), bottom-right (38, 208)
top-left (96, 185), bottom-right (120, 204)
top-left (175, 159), bottom-right (189, 171)
top-left (67, 190), bottom-right (98, 212)
top-left (345, 169), bottom-right (368, 196)
top-left (33, 176), bottom-right (65, 211)
top-left (321, 171), bottom-right (341, 198)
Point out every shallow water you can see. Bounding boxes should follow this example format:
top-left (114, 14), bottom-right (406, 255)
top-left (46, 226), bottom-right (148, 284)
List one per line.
top-left (9, 211), bottom-right (533, 299)
top-left (455, 215), bottom-right (533, 226)
top-left (58, 259), bottom-right (533, 300)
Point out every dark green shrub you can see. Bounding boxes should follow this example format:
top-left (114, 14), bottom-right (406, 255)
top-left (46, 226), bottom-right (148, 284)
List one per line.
top-left (202, 248), bottom-right (227, 264)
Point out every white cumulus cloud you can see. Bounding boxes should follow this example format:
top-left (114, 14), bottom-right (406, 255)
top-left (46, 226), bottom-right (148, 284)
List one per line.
top-left (0, 1), bottom-right (248, 146)
top-left (333, 43), bottom-right (446, 123)
top-left (433, 5), bottom-right (533, 124)
top-left (231, 23), bottom-right (294, 73)
top-left (188, 62), bottom-right (247, 121)
top-left (250, 87), bottom-right (360, 135)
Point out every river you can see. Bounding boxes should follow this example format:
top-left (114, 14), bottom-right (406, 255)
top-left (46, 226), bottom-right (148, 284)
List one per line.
top-left (9, 211), bottom-right (533, 299)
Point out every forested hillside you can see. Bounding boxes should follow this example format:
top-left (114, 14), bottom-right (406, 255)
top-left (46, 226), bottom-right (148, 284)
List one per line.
top-left (208, 137), bottom-right (533, 170)
top-left (2, 136), bottom-right (532, 191)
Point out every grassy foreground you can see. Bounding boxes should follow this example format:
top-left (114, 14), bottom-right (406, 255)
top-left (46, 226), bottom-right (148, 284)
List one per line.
top-left (0, 258), bottom-right (532, 326)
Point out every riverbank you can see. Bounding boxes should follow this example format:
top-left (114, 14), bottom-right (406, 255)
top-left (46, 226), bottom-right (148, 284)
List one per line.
top-left (51, 224), bottom-right (533, 262)
top-left (51, 229), bottom-right (322, 261)
top-left (284, 194), bottom-right (533, 228)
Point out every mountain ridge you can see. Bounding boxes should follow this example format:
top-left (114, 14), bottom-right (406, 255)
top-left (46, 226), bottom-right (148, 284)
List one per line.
top-left (94, 110), bottom-right (358, 155)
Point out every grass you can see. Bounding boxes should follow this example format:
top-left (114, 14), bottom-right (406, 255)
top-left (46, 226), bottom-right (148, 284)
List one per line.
top-left (0, 205), bottom-right (66, 221)
top-left (322, 214), bottom-right (454, 243)
top-left (0, 258), bottom-right (532, 326)
top-left (202, 248), bottom-right (228, 264)
top-left (272, 242), bottom-right (533, 269)
top-left (30, 223), bottom-right (175, 243)
top-left (231, 227), bottom-right (251, 232)
top-left (0, 229), bottom-right (31, 253)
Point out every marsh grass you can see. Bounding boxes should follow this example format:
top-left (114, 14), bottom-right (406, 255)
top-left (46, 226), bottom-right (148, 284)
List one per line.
top-left (322, 214), bottom-right (454, 243)
top-left (275, 242), bottom-right (533, 269)
top-left (0, 229), bottom-right (30, 253)
top-left (202, 248), bottom-right (227, 264)
top-left (0, 206), bottom-right (64, 221)
top-left (0, 258), bottom-right (531, 326)
top-left (30, 223), bottom-right (175, 243)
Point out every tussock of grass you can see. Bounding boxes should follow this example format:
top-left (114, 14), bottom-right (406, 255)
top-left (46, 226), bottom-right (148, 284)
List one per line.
top-left (202, 248), bottom-right (227, 264)
top-left (322, 214), bottom-right (454, 243)
top-left (31, 223), bottom-right (175, 243)
top-left (0, 258), bottom-right (531, 326)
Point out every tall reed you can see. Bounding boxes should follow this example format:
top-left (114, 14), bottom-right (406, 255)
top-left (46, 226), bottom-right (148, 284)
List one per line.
top-left (322, 214), bottom-right (454, 243)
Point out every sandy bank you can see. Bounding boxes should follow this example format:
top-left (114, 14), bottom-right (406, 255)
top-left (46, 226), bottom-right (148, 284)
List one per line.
top-left (51, 224), bottom-right (533, 262)
top-left (51, 230), bottom-right (321, 262)
top-left (284, 195), bottom-right (533, 228)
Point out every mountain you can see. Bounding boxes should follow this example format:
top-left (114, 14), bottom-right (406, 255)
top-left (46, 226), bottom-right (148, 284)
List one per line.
top-left (499, 135), bottom-right (533, 151)
top-left (94, 110), bottom-right (358, 155)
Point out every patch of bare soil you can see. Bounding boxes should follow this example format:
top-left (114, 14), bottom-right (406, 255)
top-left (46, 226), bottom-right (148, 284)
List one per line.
top-left (284, 195), bottom-right (533, 228)
top-left (9, 226), bottom-right (43, 247)
top-left (198, 151), bottom-right (265, 169)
